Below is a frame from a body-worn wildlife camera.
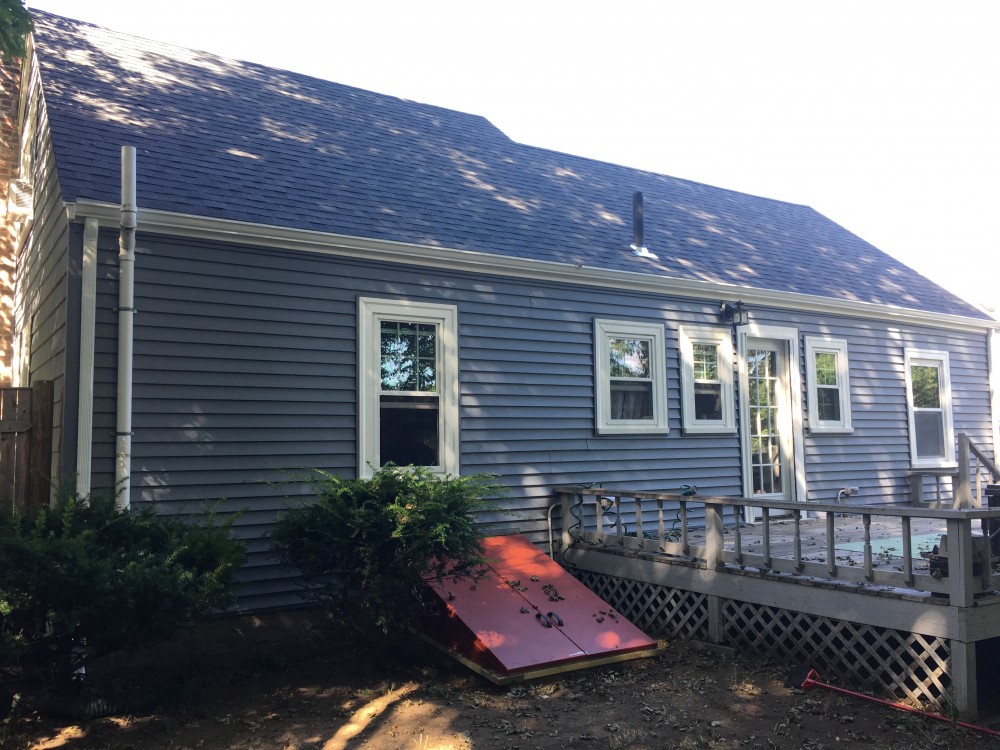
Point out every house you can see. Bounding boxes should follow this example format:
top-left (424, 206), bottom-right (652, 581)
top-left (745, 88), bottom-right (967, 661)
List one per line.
top-left (2, 10), bottom-right (998, 611)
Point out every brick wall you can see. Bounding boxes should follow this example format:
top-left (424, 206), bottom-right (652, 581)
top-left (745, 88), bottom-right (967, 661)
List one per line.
top-left (0, 62), bottom-right (21, 387)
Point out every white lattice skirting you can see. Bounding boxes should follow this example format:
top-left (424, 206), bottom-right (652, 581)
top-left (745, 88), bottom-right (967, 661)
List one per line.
top-left (575, 570), bottom-right (951, 707)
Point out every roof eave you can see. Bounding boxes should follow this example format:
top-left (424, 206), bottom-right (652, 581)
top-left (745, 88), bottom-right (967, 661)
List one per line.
top-left (67, 199), bottom-right (999, 334)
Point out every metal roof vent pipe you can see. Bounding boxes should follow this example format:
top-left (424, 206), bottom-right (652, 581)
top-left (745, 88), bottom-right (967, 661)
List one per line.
top-left (630, 191), bottom-right (657, 259)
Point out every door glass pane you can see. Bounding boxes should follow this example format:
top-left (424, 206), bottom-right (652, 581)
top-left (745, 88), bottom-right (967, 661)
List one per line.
top-left (748, 349), bottom-right (783, 495)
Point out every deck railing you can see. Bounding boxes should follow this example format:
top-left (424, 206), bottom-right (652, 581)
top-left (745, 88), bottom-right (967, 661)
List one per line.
top-left (555, 485), bottom-right (1000, 607)
top-left (957, 433), bottom-right (1000, 508)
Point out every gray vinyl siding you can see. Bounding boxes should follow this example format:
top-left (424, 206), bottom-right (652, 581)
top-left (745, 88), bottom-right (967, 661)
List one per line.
top-left (14, 81), bottom-right (69, 494)
top-left (759, 311), bottom-right (995, 506)
top-left (84, 234), bottom-right (996, 610)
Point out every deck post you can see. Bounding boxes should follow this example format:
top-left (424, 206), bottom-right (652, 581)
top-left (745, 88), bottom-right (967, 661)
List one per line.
top-left (704, 502), bottom-right (724, 570)
top-left (707, 595), bottom-right (724, 644)
top-left (950, 639), bottom-right (978, 719)
top-left (956, 434), bottom-right (973, 508)
top-left (946, 518), bottom-right (976, 607)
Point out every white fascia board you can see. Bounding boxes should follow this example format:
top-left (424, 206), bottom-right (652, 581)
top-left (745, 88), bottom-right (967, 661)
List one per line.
top-left (66, 199), bottom-right (1000, 335)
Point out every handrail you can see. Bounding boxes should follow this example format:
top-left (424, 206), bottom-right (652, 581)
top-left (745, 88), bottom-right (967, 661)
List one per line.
top-left (555, 485), bottom-right (1000, 607)
top-left (957, 433), bottom-right (1000, 508)
top-left (970, 443), bottom-right (1000, 480)
top-left (553, 485), bottom-right (1000, 519)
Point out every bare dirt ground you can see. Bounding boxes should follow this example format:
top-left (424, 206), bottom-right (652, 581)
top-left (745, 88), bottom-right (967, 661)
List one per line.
top-left (4, 609), bottom-right (999, 750)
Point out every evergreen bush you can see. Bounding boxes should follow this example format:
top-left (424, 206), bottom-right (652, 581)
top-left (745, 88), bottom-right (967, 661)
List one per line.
top-left (0, 494), bottom-right (245, 692)
top-left (271, 465), bottom-right (503, 635)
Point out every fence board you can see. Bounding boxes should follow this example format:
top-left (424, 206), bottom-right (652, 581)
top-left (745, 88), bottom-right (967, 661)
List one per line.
top-left (0, 382), bottom-right (54, 515)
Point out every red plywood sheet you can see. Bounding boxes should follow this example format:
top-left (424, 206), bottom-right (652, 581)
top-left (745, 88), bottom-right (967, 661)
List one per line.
top-left (422, 535), bottom-right (656, 676)
top-left (425, 565), bottom-right (586, 672)
top-left (480, 535), bottom-right (655, 657)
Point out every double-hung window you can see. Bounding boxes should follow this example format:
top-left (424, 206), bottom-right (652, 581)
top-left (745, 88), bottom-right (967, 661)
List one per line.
top-left (594, 319), bottom-right (668, 434)
top-left (679, 325), bottom-right (735, 433)
top-left (358, 298), bottom-right (459, 476)
top-left (904, 349), bottom-right (955, 468)
top-left (804, 337), bottom-right (853, 433)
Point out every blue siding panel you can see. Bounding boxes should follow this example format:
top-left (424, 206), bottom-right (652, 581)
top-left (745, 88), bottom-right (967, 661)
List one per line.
top-left (85, 234), bottom-right (996, 609)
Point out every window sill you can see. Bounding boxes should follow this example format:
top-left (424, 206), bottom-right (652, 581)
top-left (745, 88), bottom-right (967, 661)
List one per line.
top-left (681, 425), bottom-right (737, 436)
top-left (807, 426), bottom-right (854, 435)
top-left (595, 426), bottom-right (670, 436)
top-left (908, 463), bottom-right (958, 474)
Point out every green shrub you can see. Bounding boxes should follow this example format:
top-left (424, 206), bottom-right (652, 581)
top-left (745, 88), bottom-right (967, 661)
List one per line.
top-left (271, 465), bottom-right (503, 635)
top-left (0, 494), bottom-right (245, 691)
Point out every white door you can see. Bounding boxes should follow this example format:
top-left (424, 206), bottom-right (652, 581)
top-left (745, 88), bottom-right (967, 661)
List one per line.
top-left (741, 335), bottom-right (801, 517)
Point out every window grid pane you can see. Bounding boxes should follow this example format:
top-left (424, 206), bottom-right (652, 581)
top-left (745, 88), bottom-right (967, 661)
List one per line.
top-left (380, 321), bottom-right (437, 392)
top-left (911, 365), bottom-right (941, 408)
top-left (609, 338), bottom-right (651, 379)
top-left (814, 351), bottom-right (837, 386)
top-left (692, 343), bottom-right (719, 382)
top-left (816, 387), bottom-right (841, 422)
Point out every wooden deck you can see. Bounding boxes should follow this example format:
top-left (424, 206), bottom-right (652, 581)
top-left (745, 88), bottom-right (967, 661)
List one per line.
top-left (555, 486), bottom-right (1000, 718)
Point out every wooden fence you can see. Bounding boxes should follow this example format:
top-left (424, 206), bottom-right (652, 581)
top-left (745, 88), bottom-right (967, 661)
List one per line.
top-left (0, 380), bottom-right (53, 516)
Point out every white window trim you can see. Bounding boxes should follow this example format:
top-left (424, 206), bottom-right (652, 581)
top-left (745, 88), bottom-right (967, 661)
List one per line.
top-left (679, 324), bottom-right (735, 434)
top-left (904, 348), bottom-right (956, 469)
top-left (594, 318), bottom-right (668, 435)
top-left (358, 297), bottom-right (459, 477)
top-left (804, 336), bottom-right (853, 434)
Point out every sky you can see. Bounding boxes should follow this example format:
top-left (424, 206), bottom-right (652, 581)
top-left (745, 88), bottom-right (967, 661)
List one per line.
top-left (26, 0), bottom-right (1000, 318)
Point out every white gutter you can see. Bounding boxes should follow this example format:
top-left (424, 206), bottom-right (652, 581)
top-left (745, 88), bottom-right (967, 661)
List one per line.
top-left (63, 199), bottom-right (1000, 336)
top-left (75, 216), bottom-right (100, 498)
top-left (115, 147), bottom-right (137, 509)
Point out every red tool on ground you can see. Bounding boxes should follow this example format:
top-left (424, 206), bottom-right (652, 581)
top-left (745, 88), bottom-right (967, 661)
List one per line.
top-left (800, 668), bottom-right (1000, 737)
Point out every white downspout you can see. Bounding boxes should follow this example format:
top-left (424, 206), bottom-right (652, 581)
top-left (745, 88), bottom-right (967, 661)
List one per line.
top-left (990, 328), bottom-right (1000, 462)
top-left (75, 216), bottom-right (100, 498)
top-left (115, 146), bottom-right (137, 509)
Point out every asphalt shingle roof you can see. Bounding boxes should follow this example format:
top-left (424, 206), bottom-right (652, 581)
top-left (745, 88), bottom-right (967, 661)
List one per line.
top-left (28, 11), bottom-right (988, 320)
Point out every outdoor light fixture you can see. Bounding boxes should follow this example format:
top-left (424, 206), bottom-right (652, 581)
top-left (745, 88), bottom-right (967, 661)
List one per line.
top-left (720, 300), bottom-right (749, 327)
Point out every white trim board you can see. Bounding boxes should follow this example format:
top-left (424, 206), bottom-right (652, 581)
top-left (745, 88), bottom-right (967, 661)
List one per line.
top-left (66, 200), bottom-right (999, 335)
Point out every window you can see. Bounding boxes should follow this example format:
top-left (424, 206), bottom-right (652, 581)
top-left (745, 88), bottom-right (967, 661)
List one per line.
top-left (679, 325), bottom-right (735, 433)
top-left (358, 298), bottom-right (459, 476)
top-left (904, 349), bottom-right (955, 468)
top-left (594, 319), bottom-right (668, 434)
top-left (804, 337), bottom-right (853, 433)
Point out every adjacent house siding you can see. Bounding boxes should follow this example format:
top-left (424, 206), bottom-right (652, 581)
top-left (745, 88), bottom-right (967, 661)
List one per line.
top-left (13, 67), bottom-right (69, 495)
top-left (0, 62), bottom-right (22, 385)
top-left (83, 234), bottom-right (995, 609)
